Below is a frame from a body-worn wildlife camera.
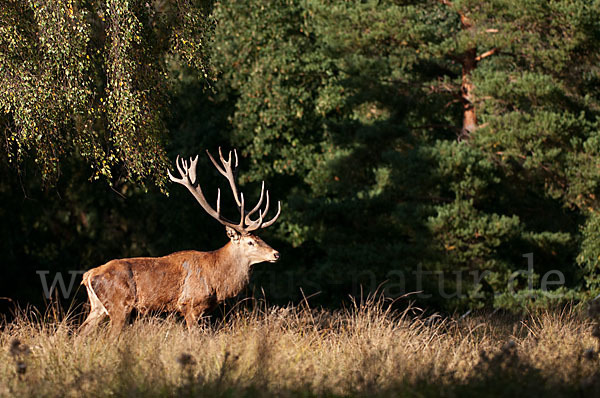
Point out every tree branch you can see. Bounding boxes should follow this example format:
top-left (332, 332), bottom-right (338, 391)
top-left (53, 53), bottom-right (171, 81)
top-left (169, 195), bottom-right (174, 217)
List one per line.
top-left (475, 48), bottom-right (498, 62)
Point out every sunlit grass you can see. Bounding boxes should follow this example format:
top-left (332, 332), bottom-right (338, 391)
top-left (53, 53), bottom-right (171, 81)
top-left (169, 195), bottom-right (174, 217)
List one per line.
top-left (2, 298), bottom-right (600, 397)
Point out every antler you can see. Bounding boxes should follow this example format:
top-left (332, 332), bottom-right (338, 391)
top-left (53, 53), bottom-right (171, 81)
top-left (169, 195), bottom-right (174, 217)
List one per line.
top-left (168, 148), bottom-right (281, 235)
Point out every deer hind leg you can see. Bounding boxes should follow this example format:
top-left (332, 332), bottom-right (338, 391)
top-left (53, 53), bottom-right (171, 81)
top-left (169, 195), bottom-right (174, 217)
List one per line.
top-left (89, 272), bottom-right (136, 338)
top-left (108, 307), bottom-right (132, 339)
top-left (79, 276), bottom-right (109, 336)
top-left (79, 308), bottom-right (108, 336)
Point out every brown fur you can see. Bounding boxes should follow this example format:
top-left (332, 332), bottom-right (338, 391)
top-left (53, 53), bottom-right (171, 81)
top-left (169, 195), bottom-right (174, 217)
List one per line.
top-left (79, 229), bottom-right (279, 337)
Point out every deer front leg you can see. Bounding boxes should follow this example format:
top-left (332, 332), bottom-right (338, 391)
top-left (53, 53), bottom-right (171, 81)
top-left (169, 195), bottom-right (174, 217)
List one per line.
top-left (183, 304), bottom-right (209, 330)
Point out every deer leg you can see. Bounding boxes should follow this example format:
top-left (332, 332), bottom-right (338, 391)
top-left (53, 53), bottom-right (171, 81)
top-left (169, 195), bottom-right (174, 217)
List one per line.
top-left (103, 290), bottom-right (134, 338)
top-left (184, 312), bottom-right (196, 330)
top-left (184, 306), bottom-right (198, 330)
top-left (184, 304), bottom-right (208, 330)
top-left (79, 309), bottom-right (108, 336)
top-left (80, 274), bottom-right (110, 336)
top-left (90, 270), bottom-right (136, 338)
top-left (108, 307), bottom-right (131, 339)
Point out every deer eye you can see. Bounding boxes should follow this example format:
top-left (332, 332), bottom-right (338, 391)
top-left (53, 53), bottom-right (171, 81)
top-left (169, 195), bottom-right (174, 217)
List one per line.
top-left (247, 241), bottom-right (255, 246)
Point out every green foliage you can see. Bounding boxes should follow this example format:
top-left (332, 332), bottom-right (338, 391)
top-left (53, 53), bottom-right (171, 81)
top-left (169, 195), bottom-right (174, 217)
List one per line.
top-left (204, 0), bottom-right (600, 309)
top-left (2, 0), bottom-right (600, 312)
top-left (0, 0), bottom-right (214, 187)
top-left (578, 212), bottom-right (600, 294)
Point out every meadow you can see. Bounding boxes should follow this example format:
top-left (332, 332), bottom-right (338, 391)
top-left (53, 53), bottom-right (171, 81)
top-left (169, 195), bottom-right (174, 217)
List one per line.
top-left (2, 298), bottom-right (600, 397)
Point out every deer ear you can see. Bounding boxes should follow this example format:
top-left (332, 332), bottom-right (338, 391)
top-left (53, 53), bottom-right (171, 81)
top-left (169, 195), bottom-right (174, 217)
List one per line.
top-left (226, 226), bottom-right (241, 242)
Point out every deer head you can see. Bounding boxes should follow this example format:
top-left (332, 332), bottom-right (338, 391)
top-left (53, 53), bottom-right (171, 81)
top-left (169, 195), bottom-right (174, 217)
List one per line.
top-left (168, 148), bottom-right (281, 264)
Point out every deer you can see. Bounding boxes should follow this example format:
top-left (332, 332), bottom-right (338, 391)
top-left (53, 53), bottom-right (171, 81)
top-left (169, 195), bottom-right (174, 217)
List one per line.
top-left (79, 148), bottom-right (281, 337)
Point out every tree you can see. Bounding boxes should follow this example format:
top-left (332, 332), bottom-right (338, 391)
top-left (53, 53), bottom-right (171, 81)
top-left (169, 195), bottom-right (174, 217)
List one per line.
top-left (2, 0), bottom-right (600, 312)
top-left (207, 0), bottom-right (600, 308)
top-left (0, 0), bottom-right (214, 188)
top-left (0, 0), bottom-right (217, 314)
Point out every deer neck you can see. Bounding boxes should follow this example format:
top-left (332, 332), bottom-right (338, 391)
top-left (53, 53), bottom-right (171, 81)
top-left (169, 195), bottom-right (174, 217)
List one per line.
top-left (212, 241), bottom-right (252, 300)
top-left (220, 240), bottom-right (253, 269)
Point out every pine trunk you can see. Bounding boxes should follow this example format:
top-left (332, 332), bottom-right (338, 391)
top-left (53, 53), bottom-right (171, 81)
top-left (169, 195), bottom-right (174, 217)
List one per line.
top-left (460, 47), bottom-right (477, 139)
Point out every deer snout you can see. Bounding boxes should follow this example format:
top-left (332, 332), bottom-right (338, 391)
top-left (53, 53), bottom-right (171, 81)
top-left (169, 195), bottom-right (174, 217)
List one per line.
top-left (272, 252), bottom-right (280, 261)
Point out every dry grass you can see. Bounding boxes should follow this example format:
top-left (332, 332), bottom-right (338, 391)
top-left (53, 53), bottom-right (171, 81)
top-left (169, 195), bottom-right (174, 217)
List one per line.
top-left (2, 298), bottom-right (600, 397)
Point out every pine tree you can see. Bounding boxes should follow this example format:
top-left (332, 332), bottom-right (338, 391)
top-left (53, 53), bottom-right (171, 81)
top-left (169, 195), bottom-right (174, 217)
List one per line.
top-left (208, 0), bottom-right (600, 308)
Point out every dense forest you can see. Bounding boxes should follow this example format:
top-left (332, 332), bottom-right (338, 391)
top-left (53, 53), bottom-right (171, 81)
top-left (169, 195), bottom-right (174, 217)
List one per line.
top-left (1, 0), bottom-right (600, 314)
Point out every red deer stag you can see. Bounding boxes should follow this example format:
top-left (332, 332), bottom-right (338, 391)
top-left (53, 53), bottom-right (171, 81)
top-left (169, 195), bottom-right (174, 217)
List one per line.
top-left (79, 148), bottom-right (281, 337)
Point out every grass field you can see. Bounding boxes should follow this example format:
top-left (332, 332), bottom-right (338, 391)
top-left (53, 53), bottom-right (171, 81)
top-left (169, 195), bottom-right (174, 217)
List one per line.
top-left (2, 297), bottom-right (600, 397)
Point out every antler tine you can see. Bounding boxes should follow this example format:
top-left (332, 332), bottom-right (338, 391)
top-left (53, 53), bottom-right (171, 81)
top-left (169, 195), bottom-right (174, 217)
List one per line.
top-left (245, 181), bottom-right (265, 222)
top-left (260, 201), bottom-right (281, 229)
top-left (188, 155), bottom-right (198, 185)
top-left (238, 193), bottom-right (245, 229)
top-left (207, 148), bottom-right (226, 176)
top-left (222, 147), bottom-right (239, 179)
top-left (216, 147), bottom-right (238, 174)
top-left (181, 158), bottom-right (190, 177)
top-left (245, 209), bottom-right (264, 232)
top-left (167, 168), bottom-right (177, 182)
top-left (216, 188), bottom-right (221, 216)
top-left (170, 149), bottom-right (281, 235)
top-left (220, 146), bottom-right (229, 164)
top-left (218, 147), bottom-right (238, 169)
top-left (262, 190), bottom-right (271, 218)
top-left (169, 153), bottom-right (242, 232)
top-left (175, 155), bottom-right (186, 180)
top-left (167, 155), bottom-right (182, 183)
top-left (242, 183), bottom-right (280, 231)
top-left (206, 148), bottom-right (243, 209)
top-left (245, 189), bottom-right (272, 231)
